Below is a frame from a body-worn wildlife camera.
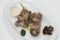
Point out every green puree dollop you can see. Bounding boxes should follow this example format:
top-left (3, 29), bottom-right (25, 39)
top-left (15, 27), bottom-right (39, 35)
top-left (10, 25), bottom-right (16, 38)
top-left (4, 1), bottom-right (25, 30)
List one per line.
top-left (21, 29), bottom-right (26, 36)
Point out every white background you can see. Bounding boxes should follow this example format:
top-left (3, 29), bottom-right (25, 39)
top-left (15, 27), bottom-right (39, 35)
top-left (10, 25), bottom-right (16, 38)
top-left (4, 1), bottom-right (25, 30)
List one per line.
top-left (0, 0), bottom-right (60, 40)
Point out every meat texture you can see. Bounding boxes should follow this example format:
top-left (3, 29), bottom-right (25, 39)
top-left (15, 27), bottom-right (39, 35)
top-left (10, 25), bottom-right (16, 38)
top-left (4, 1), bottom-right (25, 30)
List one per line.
top-left (30, 13), bottom-right (42, 36)
top-left (15, 9), bottom-right (31, 27)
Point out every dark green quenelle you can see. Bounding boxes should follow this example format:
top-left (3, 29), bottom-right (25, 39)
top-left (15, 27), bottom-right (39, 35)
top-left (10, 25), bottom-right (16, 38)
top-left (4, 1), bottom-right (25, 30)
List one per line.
top-left (21, 29), bottom-right (26, 36)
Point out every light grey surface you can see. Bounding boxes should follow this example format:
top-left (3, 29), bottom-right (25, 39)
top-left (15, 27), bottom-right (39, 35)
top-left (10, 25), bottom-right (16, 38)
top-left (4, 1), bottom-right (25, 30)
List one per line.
top-left (0, 0), bottom-right (60, 40)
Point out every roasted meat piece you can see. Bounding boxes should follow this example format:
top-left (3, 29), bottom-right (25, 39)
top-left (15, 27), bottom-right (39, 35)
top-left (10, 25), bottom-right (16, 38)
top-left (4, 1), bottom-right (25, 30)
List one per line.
top-left (43, 25), bottom-right (54, 35)
top-left (30, 23), bottom-right (40, 36)
top-left (30, 13), bottom-right (42, 36)
top-left (15, 9), bottom-right (31, 27)
top-left (30, 13), bottom-right (42, 25)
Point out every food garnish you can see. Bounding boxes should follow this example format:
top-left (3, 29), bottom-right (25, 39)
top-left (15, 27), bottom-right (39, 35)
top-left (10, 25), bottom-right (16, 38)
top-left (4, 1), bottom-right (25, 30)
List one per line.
top-left (20, 29), bottom-right (26, 36)
top-left (10, 7), bottom-right (20, 16)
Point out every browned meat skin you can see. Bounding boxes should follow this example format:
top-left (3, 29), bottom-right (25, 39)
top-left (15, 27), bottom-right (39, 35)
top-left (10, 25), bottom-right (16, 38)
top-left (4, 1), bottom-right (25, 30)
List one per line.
top-left (15, 9), bottom-right (31, 27)
top-left (30, 13), bottom-right (42, 25)
top-left (30, 13), bottom-right (42, 36)
top-left (43, 25), bottom-right (54, 35)
top-left (30, 23), bottom-right (40, 36)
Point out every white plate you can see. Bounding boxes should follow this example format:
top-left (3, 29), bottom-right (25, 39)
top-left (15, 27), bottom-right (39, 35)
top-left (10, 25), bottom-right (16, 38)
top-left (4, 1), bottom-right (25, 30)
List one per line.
top-left (2, 0), bottom-right (57, 40)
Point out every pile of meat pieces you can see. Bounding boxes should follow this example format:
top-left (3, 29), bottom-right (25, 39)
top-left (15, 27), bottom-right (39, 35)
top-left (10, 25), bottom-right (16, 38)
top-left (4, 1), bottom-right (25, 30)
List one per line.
top-left (30, 13), bottom-right (42, 36)
top-left (43, 25), bottom-right (54, 35)
top-left (15, 9), bottom-right (31, 27)
top-left (15, 8), bottom-right (42, 36)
